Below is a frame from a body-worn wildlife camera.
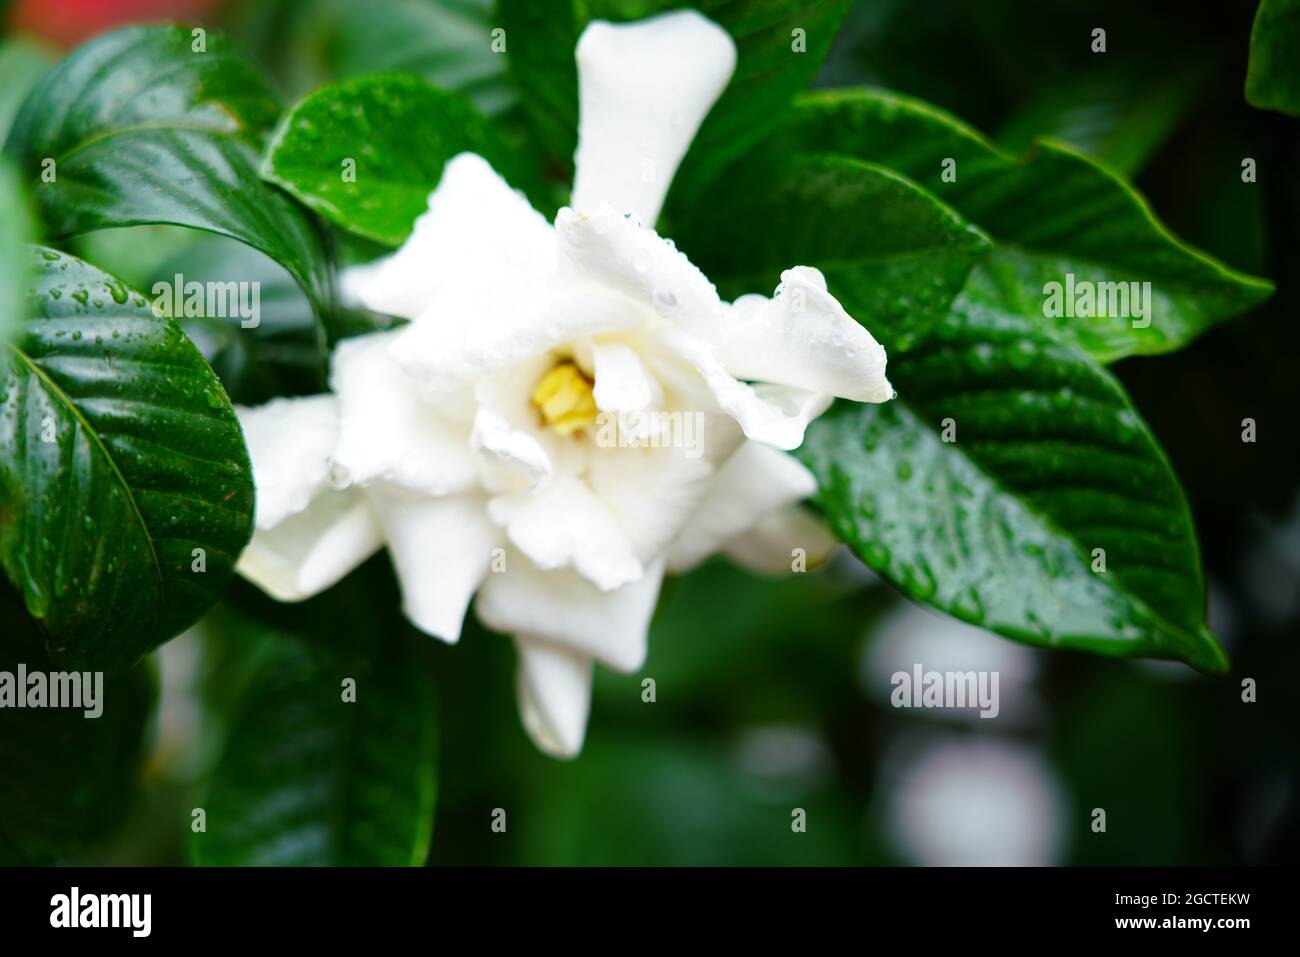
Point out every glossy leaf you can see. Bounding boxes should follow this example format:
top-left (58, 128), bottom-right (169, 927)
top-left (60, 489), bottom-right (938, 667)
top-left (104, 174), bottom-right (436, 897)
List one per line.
top-left (676, 151), bottom-right (990, 349)
top-left (0, 248), bottom-right (254, 671)
top-left (3, 25), bottom-right (333, 324)
top-left (798, 269), bottom-right (1227, 673)
top-left (779, 89), bottom-right (1273, 361)
top-left (1246, 0), bottom-right (1300, 115)
top-left (190, 615), bottom-right (438, 866)
top-left (262, 73), bottom-right (525, 247)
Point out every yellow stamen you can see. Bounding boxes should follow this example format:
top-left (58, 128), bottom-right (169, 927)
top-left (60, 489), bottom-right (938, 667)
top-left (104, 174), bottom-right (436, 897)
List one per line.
top-left (532, 361), bottom-right (598, 435)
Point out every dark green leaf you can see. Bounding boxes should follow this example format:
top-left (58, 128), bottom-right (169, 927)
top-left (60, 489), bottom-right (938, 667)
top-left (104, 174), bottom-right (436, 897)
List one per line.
top-left (154, 234), bottom-right (328, 402)
top-left (996, 58), bottom-right (1207, 178)
top-left (797, 269), bottom-right (1227, 673)
top-left (675, 0), bottom-right (853, 191)
top-left (3, 25), bottom-right (333, 325)
top-left (0, 604), bottom-right (157, 864)
top-left (779, 88), bottom-right (1273, 361)
top-left (0, 248), bottom-right (254, 671)
top-left (190, 612), bottom-right (438, 866)
top-left (229, 0), bottom-right (515, 114)
top-left (262, 73), bottom-right (527, 247)
top-left (676, 151), bottom-right (990, 349)
top-left (1246, 0), bottom-right (1300, 115)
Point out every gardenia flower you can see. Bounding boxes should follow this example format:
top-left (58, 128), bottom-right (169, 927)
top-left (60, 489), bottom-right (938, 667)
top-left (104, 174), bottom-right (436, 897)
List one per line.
top-left (235, 10), bottom-right (892, 757)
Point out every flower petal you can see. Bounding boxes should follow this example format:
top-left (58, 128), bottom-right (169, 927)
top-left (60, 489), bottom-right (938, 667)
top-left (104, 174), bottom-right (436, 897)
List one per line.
top-left (330, 330), bottom-right (478, 495)
top-left (587, 438), bottom-right (719, 562)
top-left (724, 505), bottom-right (839, 575)
top-left (487, 476), bottom-right (643, 591)
top-left (555, 204), bottom-right (725, 332)
top-left (367, 487), bottom-right (499, 643)
top-left (667, 441), bottom-right (818, 571)
top-left (470, 405), bottom-right (552, 490)
top-left (718, 267), bottom-right (893, 402)
top-left (572, 10), bottom-right (736, 223)
top-left (391, 279), bottom-right (644, 385)
top-left (592, 341), bottom-right (656, 413)
top-left (475, 555), bottom-right (664, 671)
top-left (670, 332), bottom-right (832, 449)
top-left (237, 488), bottom-right (383, 601)
top-left (356, 152), bottom-right (555, 321)
top-left (237, 394), bottom-right (340, 530)
top-left (514, 637), bottom-right (593, 758)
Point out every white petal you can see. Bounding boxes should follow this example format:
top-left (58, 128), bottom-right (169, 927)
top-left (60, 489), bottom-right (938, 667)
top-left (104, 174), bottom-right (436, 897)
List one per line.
top-left (487, 477), bottom-right (643, 591)
top-left (476, 555), bottom-right (664, 672)
top-left (572, 10), bottom-right (736, 223)
top-left (357, 153), bottom-right (555, 321)
top-left (514, 638), bottom-right (593, 758)
top-left (669, 331), bottom-right (832, 449)
top-left (592, 341), bottom-right (656, 412)
top-left (555, 204), bottom-right (725, 333)
top-left (391, 279), bottom-right (644, 385)
top-left (366, 487), bottom-right (498, 643)
top-left (470, 405), bottom-right (551, 489)
top-left (718, 267), bottom-right (893, 402)
top-left (329, 330), bottom-right (478, 495)
top-left (724, 506), bottom-right (839, 576)
top-left (237, 489), bottom-right (383, 601)
top-left (587, 439), bottom-right (718, 561)
top-left (237, 394), bottom-right (340, 530)
top-left (667, 441), bottom-right (818, 571)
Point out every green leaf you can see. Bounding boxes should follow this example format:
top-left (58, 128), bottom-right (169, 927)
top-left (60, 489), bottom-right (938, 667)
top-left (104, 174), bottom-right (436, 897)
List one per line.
top-left (262, 73), bottom-right (528, 247)
top-left (797, 269), bottom-right (1227, 673)
top-left (996, 58), bottom-right (1207, 178)
top-left (153, 234), bottom-right (328, 403)
top-left (780, 88), bottom-right (1273, 362)
top-left (676, 151), bottom-right (990, 349)
top-left (0, 157), bottom-right (32, 345)
top-left (0, 248), bottom-right (254, 671)
top-left (190, 612), bottom-right (438, 867)
top-left (1246, 0), bottom-right (1300, 115)
top-left (3, 25), bottom-right (333, 325)
top-left (228, 0), bottom-right (515, 114)
top-left (0, 600), bottom-right (157, 864)
top-left (499, 0), bottom-right (852, 201)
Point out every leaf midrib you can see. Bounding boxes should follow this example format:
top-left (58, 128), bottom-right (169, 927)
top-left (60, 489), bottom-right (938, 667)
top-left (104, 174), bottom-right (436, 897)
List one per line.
top-left (5, 339), bottom-right (165, 605)
top-left (35, 119), bottom-right (258, 172)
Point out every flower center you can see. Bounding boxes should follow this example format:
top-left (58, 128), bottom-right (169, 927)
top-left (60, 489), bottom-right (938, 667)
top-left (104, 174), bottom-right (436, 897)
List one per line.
top-left (532, 360), bottom-right (598, 435)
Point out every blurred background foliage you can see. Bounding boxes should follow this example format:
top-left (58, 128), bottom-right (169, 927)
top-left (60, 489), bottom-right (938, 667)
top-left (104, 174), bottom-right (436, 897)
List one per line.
top-left (1, 0), bottom-right (1296, 865)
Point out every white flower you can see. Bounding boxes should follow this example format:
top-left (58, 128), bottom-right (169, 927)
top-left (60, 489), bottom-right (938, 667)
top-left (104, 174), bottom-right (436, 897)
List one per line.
top-left (235, 10), bottom-right (892, 757)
